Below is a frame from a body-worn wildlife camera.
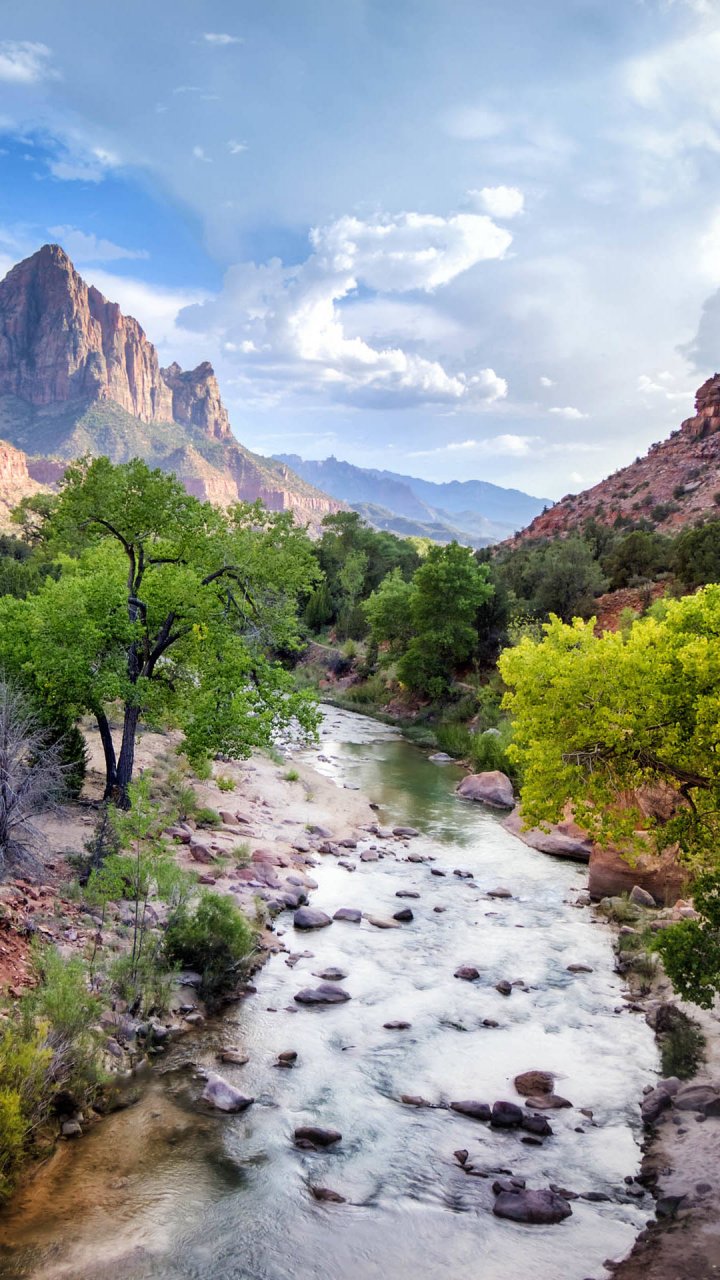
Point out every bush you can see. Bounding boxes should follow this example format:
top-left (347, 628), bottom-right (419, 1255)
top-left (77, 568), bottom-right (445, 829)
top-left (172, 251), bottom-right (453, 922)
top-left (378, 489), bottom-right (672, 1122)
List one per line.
top-left (655, 1004), bottom-right (705, 1079)
top-left (24, 946), bottom-right (103, 1097)
top-left (216, 775), bottom-right (236, 793)
top-left (0, 1021), bottom-right (51, 1201)
top-left (195, 806), bottom-right (221, 828)
top-left (283, 768), bottom-right (300, 782)
top-left (344, 673), bottom-right (388, 707)
top-left (164, 892), bottom-right (254, 1001)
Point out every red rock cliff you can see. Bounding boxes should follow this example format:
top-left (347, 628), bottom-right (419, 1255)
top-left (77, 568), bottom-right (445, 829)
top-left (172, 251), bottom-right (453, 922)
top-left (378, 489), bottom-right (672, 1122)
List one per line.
top-left (161, 360), bottom-right (231, 440)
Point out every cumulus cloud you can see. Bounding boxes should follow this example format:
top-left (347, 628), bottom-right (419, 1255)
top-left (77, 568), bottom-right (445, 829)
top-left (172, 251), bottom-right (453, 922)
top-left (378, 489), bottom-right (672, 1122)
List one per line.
top-left (48, 226), bottom-right (149, 263)
top-left (192, 146), bottom-right (211, 162)
top-left (539, 375), bottom-right (554, 387)
top-left (178, 209), bottom-right (510, 409)
top-left (549, 405), bottom-right (589, 420)
top-left (228, 140), bottom-right (248, 154)
top-left (0, 41), bottom-right (56, 84)
top-left (469, 186), bottom-right (524, 218)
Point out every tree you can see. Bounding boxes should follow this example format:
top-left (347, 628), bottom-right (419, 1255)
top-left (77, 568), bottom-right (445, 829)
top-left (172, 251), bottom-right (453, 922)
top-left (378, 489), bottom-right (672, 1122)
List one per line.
top-left (672, 520), bottom-right (720, 589)
top-left (499, 587), bottom-right (720, 863)
top-left (0, 681), bottom-right (66, 877)
top-left (363, 568), bottom-right (416, 658)
top-left (398, 543), bottom-right (493, 697)
top-left (494, 536), bottom-right (607, 622)
top-left (0, 458), bottom-right (321, 804)
top-left (602, 529), bottom-right (672, 590)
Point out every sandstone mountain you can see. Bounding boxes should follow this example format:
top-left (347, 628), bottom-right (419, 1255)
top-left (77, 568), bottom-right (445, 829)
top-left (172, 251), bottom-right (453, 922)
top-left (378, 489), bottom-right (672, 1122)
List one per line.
top-left (0, 244), bottom-right (341, 531)
top-left (513, 375), bottom-right (720, 544)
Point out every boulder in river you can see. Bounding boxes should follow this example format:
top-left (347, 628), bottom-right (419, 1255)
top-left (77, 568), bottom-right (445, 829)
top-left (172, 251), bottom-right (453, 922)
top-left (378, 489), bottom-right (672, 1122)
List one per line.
top-left (493, 1188), bottom-right (572, 1224)
top-left (294, 984), bottom-right (351, 1005)
top-left (314, 967), bottom-right (348, 981)
top-left (490, 1100), bottom-right (524, 1128)
top-left (495, 980), bottom-right (513, 996)
top-left (294, 908), bottom-right (332, 930)
top-left (456, 771), bottom-right (514, 809)
top-left (384, 1020), bottom-right (411, 1030)
top-left (294, 1125), bottom-right (342, 1148)
top-left (629, 884), bottom-right (657, 908)
top-left (521, 1113), bottom-right (553, 1137)
top-left (525, 1093), bottom-right (573, 1110)
top-left (366, 915), bottom-right (400, 929)
top-left (393, 907), bottom-right (414, 922)
top-left (310, 1186), bottom-right (346, 1203)
top-left (201, 1073), bottom-right (255, 1113)
top-left (333, 908), bottom-right (361, 923)
top-left (454, 965), bottom-right (480, 981)
top-left (218, 1047), bottom-right (249, 1066)
top-left (450, 1100), bottom-right (491, 1122)
top-left (514, 1070), bottom-right (554, 1096)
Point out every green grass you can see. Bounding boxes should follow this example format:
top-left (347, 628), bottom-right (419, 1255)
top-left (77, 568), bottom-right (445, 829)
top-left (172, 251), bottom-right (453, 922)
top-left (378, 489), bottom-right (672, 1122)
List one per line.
top-left (283, 768), bottom-right (300, 782)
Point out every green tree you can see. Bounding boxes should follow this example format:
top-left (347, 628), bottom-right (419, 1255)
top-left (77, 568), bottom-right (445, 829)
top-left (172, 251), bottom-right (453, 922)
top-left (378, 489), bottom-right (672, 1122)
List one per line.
top-left (0, 458), bottom-right (320, 804)
top-left (363, 567), bottom-right (416, 658)
top-left (672, 519), bottom-right (720, 589)
top-left (398, 543), bottom-right (493, 697)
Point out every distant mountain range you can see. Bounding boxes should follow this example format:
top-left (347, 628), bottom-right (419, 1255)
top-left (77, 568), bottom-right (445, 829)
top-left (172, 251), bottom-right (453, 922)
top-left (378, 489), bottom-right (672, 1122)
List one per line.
top-left (273, 454), bottom-right (550, 545)
top-left (0, 244), bottom-right (341, 531)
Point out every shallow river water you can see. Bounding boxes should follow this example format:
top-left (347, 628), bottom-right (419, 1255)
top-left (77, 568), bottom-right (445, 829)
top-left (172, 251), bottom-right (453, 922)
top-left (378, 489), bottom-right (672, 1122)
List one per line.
top-left (0, 706), bottom-right (658, 1280)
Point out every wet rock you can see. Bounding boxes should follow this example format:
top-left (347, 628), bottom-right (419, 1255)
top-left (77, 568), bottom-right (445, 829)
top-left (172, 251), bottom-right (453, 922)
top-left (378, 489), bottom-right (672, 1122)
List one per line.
top-left (393, 908), bottom-right (414, 922)
top-left (294, 908), bottom-right (332, 930)
top-left (630, 885), bottom-right (657, 908)
top-left (396, 890), bottom-right (420, 899)
top-left (401, 1095), bottom-right (435, 1107)
top-left (514, 1070), bottom-right (554, 1097)
top-left (450, 1100), bottom-right (491, 1122)
top-left (454, 965), bottom-right (480, 981)
top-left (454, 1149), bottom-right (469, 1165)
top-left (360, 849), bottom-right (380, 863)
top-left (456, 771), bottom-right (514, 809)
top-left (200, 1073), bottom-right (254, 1113)
top-left (294, 1125), bottom-right (342, 1148)
top-left (393, 826), bottom-right (420, 837)
top-left (317, 841), bottom-right (341, 856)
top-left (525, 1094), bottom-right (573, 1110)
top-left (454, 869), bottom-right (473, 879)
top-left (315, 967), bottom-right (348, 981)
top-left (430, 869), bottom-right (446, 877)
top-left (491, 1101), bottom-right (524, 1128)
top-left (333, 908), bottom-right (361, 923)
top-left (566, 964), bottom-right (593, 974)
top-left (522, 1114), bottom-right (553, 1137)
top-left (294, 984), bottom-right (351, 1005)
top-left (487, 887), bottom-right (513, 899)
top-left (503, 807), bottom-right (592, 862)
top-left (483, 1018), bottom-right (499, 1028)
top-left (495, 980), bottom-right (512, 996)
top-left (366, 915), bottom-right (400, 929)
top-left (493, 1188), bottom-right (573, 1224)
top-left (310, 1186), bottom-right (346, 1203)
top-left (406, 852), bottom-right (427, 864)
top-left (384, 1020), bottom-right (411, 1030)
top-left (493, 1177), bottom-right (526, 1194)
top-left (339, 838), bottom-right (358, 849)
top-left (217, 1047), bottom-right (249, 1066)
top-left (429, 752), bottom-right (453, 763)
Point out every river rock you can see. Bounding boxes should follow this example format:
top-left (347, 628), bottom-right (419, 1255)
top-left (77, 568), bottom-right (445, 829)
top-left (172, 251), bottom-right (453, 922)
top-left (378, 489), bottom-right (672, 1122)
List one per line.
top-left (393, 908), bottom-right (414, 922)
top-left (384, 1020), bottom-right (411, 1030)
top-left (630, 885), bottom-right (657, 908)
top-left (454, 965), bottom-right (480, 981)
top-left (294, 984), bottom-right (351, 1005)
top-left (503, 807), bottom-right (593, 862)
top-left (493, 1188), bottom-right (572, 1224)
top-left (487, 887), bottom-right (513, 899)
top-left (429, 752), bottom-right (453, 763)
top-left (515, 1070), bottom-right (554, 1096)
top-left (521, 1113), bottom-right (553, 1137)
top-left (525, 1094), bottom-right (573, 1110)
top-left (673, 1084), bottom-right (720, 1113)
top-left (450, 1100), bottom-right (492, 1122)
top-left (294, 908), bottom-right (332, 930)
top-left (310, 1186), bottom-right (346, 1203)
top-left (201, 1073), bottom-right (255, 1113)
top-left (495, 980), bottom-right (512, 996)
top-left (294, 1125), bottom-right (342, 1148)
top-left (218, 1047), bottom-right (249, 1066)
top-left (366, 915), bottom-right (400, 929)
top-left (315, 967), bottom-right (348, 981)
top-left (333, 908), bottom-right (361, 923)
top-left (456, 771), bottom-right (514, 809)
top-left (493, 1177), bottom-right (526, 1194)
top-left (396, 890), bottom-right (420, 899)
top-left (393, 826), bottom-right (420, 837)
top-left (491, 1101), bottom-right (524, 1128)
top-left (360, 849), bottom-right (380, 862)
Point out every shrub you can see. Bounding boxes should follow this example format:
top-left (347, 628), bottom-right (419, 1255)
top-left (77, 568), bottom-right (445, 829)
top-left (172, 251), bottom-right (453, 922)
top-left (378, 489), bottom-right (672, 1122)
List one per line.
top-left (195, 806), bottom-right (221, 828)
top-left (24, 946), bottom-right (104, 1097)
top-left (232, 841), bottom-right (251, 865)
top-left (655, 1004), bottom-right (705, 1079)
top-left (0, 1021), bottom-right (51, 1202)
top-left (216, 775), bottom-right (236, 793)
top-left (164, 893), bottom-right (255, 1001)
top-left (283, 768), bottom-right (300, 782)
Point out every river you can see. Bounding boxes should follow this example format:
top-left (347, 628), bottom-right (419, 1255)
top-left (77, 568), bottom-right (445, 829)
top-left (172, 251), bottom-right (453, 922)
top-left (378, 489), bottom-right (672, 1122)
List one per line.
top-left (0, 706), bottom-right (658, 1280)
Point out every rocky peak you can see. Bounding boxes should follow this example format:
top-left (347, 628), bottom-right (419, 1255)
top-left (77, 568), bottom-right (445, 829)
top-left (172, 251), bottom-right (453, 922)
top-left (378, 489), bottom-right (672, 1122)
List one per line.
top-left (160, 360), bottom-right (232, 441)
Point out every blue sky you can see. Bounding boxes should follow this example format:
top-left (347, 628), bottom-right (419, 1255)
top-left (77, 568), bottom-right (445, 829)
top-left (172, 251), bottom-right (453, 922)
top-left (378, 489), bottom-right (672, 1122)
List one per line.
top-left (1, 1), bottom-right (720, 499)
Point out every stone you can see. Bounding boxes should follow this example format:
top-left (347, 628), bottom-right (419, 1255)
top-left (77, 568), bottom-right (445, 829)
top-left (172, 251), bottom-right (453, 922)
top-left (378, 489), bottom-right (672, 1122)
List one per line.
top-left (629, 885), bottom-right (657, 908)
top-left (188, 842), bottom-right (215, 864)
top-left (673, 1085), bottom-right (720, 1113)
top-left (294, 984), bottom-right (351, 1005)
top-left (450, 1100), bottom-right (491, 1122)
top-left (429, 752), bottom-right (453, 763)
top-left (454, 965), bottom-right (480, 981)
top-left (491, 1101), bottom-right (524, 1128)
top-left (525, 1094), bottom-right (573, 1111)
top-left (495, 980), bottom-right (512, 996)
top-left (333, 908), bottom-right (361, 923)
top-left (396, 890), bottom-right (420, 899)
top-left (200, 1073), bottom-right (254, 1113)
top-left (493, 1188), bottom-right (573, 1224)
top-left (314, 967), bottom-right (348, 981)
top-left (393, 908), bottom-right (414, 922)
top-left (456, 771), bottom-right (514, 809)
top-left (384, 1020), bottom-right (411, 1030)
top-left (503, 807), bottom-right (592, 862)
top-left (366, 915), bottom-right (400, 929)
top-left (521, 1114), bottom-right (553, 1137)
top-left (514, 1070), bottom-right (554, 1096)
top-left (294, 1126), bottom-right (342, 1148)
top-left (566, 964), bottom-right (593, 973)
top-left (61, 1120), bottom-right (82, 1138)
top-left (293, 908), bottom-right (332, 930)
top-left (393, 826), bottom-right (420, 837)
top-left (360, 849), bottom-right (380, 862)
top-left (310, 1186), bottom-right (346, 1203)
top-left (487, 887), bottom-right (513, 899)
top-left (217, 1047), bottom-right (249, 1066)
top-left (454, 1149), bottom-right (469, 1165)
top-left (492, 1177), bottom-right (526, 1194)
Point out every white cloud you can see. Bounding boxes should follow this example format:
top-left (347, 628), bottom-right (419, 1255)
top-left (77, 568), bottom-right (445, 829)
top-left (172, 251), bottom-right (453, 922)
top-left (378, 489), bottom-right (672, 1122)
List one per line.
top-left (203, 33), bottom-right (243, 46)
top-left (228, 140), bottom-right (248, 155)
top-left (192, 146), bottom-right (211, 162)
top-left (48, 145), bottom-right (120, 183)
top-left (409, 435), bottom-right (603, 460)
top-left (0, 41), bottom-right (56, 85)
top-left (637, 371), bottom-right (692, 401)
top-left (178, 208), bottom-right (510, 409)
top-left (48, 226), bottom-right (149, 263)
top-left (549, 405), bottom-right (589, 420)
top-left (539, 375), bottom-right (554, 387)
top-left (469, 185), bottom-right (524, 219)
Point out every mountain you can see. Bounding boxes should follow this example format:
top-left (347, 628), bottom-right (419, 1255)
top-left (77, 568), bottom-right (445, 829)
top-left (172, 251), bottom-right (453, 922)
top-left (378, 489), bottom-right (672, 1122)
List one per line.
top-left (0, 245), bottom-right (342, 532)
top-left (274, 454), bottom-right (549, 545)
top-left (512, 375), bottom-right (720, 544)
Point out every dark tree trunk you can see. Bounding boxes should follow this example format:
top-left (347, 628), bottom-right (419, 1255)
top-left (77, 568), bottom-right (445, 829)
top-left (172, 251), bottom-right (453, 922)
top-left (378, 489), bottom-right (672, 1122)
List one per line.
top-left (115, 704), bottom-right (140, 809)
top-left (96, 711), bottom-right (118, 800)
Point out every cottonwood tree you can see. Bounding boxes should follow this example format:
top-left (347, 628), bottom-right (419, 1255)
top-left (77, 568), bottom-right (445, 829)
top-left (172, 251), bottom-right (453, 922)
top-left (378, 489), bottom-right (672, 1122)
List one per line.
top-left (397, 542), bottom-right (493, 697)
top-left (0, 457), bottom-right (321, 805)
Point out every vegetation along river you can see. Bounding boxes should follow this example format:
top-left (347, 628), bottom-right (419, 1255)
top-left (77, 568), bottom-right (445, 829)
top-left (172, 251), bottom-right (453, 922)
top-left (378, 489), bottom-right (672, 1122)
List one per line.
top-left (0, 706), bottom-right (658, 1280)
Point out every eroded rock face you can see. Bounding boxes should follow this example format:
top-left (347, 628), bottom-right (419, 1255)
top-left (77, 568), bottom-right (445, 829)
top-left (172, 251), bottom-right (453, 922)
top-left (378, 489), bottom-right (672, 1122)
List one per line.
top-left (161, 361), bottom-right (231, 441)
top-left (0, 245), bottom-right (173, 423)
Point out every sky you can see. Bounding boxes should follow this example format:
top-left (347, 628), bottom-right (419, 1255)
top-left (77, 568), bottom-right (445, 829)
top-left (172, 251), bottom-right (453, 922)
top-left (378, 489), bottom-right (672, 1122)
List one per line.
top-left (1, 1), bottom-right (720, 500)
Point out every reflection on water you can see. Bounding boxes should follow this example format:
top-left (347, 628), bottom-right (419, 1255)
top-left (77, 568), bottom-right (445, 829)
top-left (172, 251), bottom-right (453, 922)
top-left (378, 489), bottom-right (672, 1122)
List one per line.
top-left (0, 706), bottom-right (658, 1280)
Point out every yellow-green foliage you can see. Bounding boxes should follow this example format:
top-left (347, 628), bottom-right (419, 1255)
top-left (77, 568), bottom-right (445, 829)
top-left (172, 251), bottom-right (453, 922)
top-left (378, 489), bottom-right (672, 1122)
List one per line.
top-left (0, 1021), bottom-right (52, 1201)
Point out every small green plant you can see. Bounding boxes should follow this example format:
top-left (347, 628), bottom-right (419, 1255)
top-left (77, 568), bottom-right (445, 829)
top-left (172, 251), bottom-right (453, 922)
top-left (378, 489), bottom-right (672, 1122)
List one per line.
top-left (232, 841), bottom-right (251, 865)
top-left (216, 775), bottom-right (236, 793)
top-left (195, 806), bottom-right (221, 828)
top-left (164, 892), bottom-right (255, 1002)
top-left (342, 639), bottom-right (357, 660)
top-left (266, 746), bottom-right (285, 766)
top-left (283, 768), bottom-right (300, 783)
